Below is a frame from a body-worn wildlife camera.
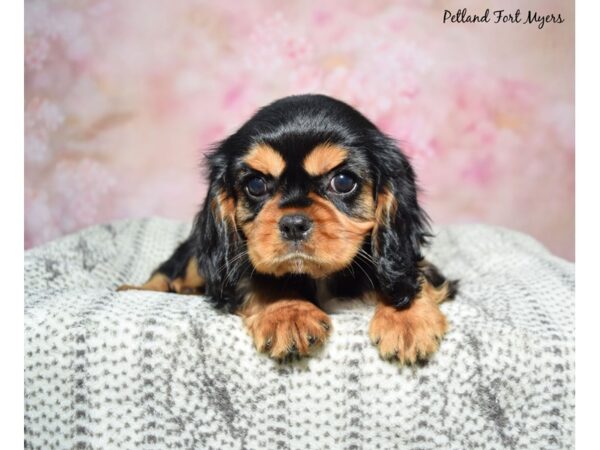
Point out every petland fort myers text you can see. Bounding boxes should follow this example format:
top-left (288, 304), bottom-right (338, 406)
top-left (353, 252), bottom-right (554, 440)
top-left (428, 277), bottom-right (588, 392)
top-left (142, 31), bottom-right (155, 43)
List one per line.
top-left (443, 8), bottom-right (564, 29)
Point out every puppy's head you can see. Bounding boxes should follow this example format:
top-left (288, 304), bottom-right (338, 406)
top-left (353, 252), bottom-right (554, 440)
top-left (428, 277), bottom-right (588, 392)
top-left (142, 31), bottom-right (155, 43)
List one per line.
top-left (236, 140), bottom-right (377, 277)
top-left (196, 95), bottom-right (429, 306)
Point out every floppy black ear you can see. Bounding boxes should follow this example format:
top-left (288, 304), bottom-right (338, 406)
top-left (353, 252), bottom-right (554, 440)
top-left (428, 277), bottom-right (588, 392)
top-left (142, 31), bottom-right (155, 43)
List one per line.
top-left (190, 149), bottom-right (247, 311)
top-left (369, 135), bottom-right (430, 308)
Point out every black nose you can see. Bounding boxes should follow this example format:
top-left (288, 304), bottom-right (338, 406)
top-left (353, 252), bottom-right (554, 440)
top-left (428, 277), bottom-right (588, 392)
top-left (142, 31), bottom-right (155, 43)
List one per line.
top-left (279, 214), bottom-right (313, 242)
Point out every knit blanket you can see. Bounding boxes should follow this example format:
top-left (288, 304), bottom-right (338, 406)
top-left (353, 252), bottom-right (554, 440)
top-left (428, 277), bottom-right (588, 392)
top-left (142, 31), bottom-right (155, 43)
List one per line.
top-left (24, 218), bottom-right (575, 449)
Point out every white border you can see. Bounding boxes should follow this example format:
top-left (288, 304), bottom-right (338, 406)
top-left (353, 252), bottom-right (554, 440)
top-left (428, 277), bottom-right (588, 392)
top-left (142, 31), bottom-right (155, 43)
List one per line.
top-left (576, 0), bottom-right (599, 447)
top-left (0, 0), bottom-right (24, 445)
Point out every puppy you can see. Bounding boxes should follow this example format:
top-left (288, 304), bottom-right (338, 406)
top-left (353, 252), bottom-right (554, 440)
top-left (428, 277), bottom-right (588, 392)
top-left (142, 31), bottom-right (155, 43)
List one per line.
top-left (119, 94), bottom-right (457, 364)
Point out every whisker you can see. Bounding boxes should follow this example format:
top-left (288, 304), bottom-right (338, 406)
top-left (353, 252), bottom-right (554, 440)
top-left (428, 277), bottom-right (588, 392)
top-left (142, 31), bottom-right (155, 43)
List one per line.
top-left (223, 257), bottom-right (247, 286)
top-left (356, 248), bottom-right (376, 265)
top-left (353, 257), bottom-right (375, 289)
top-left (220, 257), bottom-right (250, 298)
top-left (216, 250), bottom-right (249, 276)
top-left (342, 257), bottom-right (356, 278)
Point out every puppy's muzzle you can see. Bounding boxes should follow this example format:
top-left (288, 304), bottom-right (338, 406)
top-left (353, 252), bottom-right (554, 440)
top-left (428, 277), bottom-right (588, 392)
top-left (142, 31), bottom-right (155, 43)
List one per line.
top-left (279, 214), bottom-right (313, 242)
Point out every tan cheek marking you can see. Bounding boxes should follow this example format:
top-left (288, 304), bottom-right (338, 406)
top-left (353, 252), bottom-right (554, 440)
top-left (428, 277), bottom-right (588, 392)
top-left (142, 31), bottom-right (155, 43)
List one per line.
top-left (241, 195), bottom-right (285, 271)
top-left (372, 187), bottom-right (397, 252)
top-left (240, 188), bottom-right (377, 278)
top-left (375, 187), bottom-right (397, 224)
top-left (356, 182), bottom-right (376, 220)
top-left (308, 194), bottom-right (375, 238)
top-left (303, 144), bottom-right (348, 176)
top-left (210, 190), bottom-right (238, 232)
top-left (218, 192), bottom-right (235, 218)
top-left (235, 199), bottom-right (254, 225)
top-left (301, 193), bottom-right (374, 275)
top-left (244, 144), bottom-right (286, 177)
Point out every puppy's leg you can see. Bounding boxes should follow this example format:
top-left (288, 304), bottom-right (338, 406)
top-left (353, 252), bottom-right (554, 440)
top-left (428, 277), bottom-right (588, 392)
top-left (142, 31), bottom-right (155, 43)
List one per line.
top-left (238, 289), bottom-right (332, 361)
top-left (368, 267), bottom-right (455, 364)
top-left (117, 238), bottom-right (205, 295)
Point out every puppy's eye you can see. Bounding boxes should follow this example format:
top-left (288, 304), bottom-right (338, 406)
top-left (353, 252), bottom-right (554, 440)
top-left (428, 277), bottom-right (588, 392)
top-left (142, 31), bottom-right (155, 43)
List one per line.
top-left (329, 173), bottom-right (357, 194)
top-left (246, 176), bottom-right (268, 197)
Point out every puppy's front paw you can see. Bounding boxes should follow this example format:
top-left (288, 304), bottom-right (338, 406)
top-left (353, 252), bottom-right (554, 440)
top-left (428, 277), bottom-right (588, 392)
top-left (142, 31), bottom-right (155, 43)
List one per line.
top-left (368, 295), bottom-right (448, 364)
top-left (244, 300), bottom-right (332, 361)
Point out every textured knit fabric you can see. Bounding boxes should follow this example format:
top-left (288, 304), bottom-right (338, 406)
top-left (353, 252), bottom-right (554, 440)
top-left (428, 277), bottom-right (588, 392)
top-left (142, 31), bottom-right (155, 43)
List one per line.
top-left (24, 218), bottom-right (575, 450)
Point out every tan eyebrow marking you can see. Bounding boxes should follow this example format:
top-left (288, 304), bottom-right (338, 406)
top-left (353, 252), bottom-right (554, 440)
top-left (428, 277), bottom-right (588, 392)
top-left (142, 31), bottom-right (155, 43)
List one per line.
top-left (303, 144), bottom-right (348, 176)
top-left (244, 144), bottom-right (286, 177)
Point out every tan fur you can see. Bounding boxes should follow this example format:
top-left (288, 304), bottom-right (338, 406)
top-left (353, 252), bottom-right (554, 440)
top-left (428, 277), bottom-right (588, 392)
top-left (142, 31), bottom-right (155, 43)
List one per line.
top-left (244, 144), bottom-right (286, 177)
top-left (372, 187), bottom-right (397, 252)
top-left (214, 191), bottom-right (236, 225)
top-left (374, 187), bottom-right (397, 224)
top-left (368, 278), bottom-right (451, 364)
top-left (240, 191), bottom-right (375, 278)
top-left (238, 292), bottom-right (332, 360)
top-left (209, 189), bottom-right (236, 232)
top-left (170, 258), bottom-right (205, 295)
top-left (117, 273), bottom-right (171, 293)
top-left (303, 144), bottom-right (348, 176)
top-left (117, 258), bottom-right (205, 295)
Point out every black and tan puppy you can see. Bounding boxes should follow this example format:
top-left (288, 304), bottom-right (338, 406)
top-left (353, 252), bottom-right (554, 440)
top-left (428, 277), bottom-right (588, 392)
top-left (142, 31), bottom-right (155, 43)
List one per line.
top-left (119, 94), bottom-right (456, 363)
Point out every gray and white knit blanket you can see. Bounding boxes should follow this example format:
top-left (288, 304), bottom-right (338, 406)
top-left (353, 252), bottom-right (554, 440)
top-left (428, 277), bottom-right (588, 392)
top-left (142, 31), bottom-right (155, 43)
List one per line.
top-left (24, 218), bottom-right (575, 449)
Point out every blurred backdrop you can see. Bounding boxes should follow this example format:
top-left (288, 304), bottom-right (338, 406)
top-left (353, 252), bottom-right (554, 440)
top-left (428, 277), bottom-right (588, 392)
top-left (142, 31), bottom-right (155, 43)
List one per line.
top-left (24, 0), bottom-right (574, 259)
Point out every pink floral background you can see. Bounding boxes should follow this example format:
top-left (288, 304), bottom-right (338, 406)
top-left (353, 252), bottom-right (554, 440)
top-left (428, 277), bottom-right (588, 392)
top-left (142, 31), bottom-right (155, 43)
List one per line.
top-left (24, 0), bottom-right (574, 260)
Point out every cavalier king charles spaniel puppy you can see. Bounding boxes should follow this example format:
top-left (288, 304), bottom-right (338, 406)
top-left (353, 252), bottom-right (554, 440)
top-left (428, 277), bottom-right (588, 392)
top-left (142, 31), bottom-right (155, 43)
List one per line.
top-left (119, 94), bottom-right (457, 364)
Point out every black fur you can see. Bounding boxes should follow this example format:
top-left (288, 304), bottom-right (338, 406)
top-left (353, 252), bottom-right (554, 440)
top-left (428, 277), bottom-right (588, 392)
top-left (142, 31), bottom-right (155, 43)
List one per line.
top-left (367, 131), bottom-right (431, 308)
top-left (151, 94), bottom-right (455, 311)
